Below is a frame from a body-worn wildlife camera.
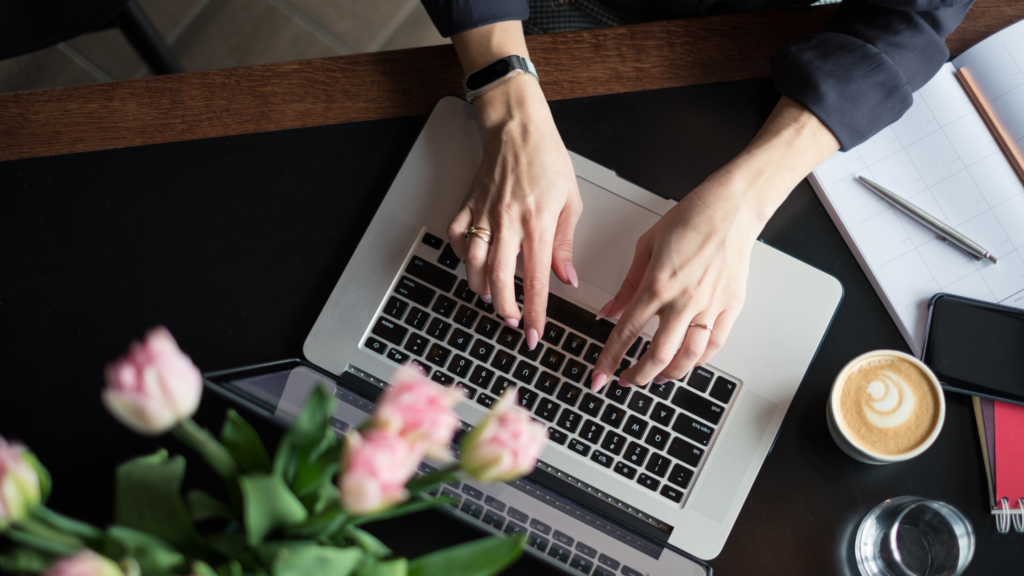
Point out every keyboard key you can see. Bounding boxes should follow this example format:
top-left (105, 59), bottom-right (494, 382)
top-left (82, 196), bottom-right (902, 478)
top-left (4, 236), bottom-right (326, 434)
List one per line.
top-left (605, 383), bottom-right (630, 405)
top-left (590, 450), bottom-right (613, 468)
top-left (403, 334), bottom-right (429, 356)
top-left (578, 393), bottom-right (604, 417)
top-left (600, 431), bottom-right (626, 455)
top-left (421, 232), bottom-right (444, 250)
top-left (637, 473), bottom-right (660, 492)
top-left (404, 307), bottom-right (430, 330)
top-left (406, 256), bottom-right (457, 292)
top-left (545, 293), bottom-right (616, 344)
top-left (575, 542), bottom-right (597, 559)
top-left (468, 365), bottom-right (495, 388)
top-left (490, 376), bottom-right (516, 397)
top-left (431, 371), bottom-right (455, 386)
top-left (668, 464), bottom-right (695, 489)
top-left (517, 339), bottom-right (544, 361)
top-left (409, 359), bottom-right (431, 376)
top-left (496, 326), bottom-right (522, 350)
top-left (534, 371), bottom-right (560, 395)
top-left (568, 438), bottom-right (591, 457)
top-left (540, 348), bottom-right (567, 372)
top-left (383, 296), bottom-right (410, 320)
top-left (448, 354), bottom-right (473, 378)
top-left (686, 367), bottom-right (715, 393)
top-left (364, 336), bottom-right (387, 355)
top-left (508, 507), bottom-right (529, 523)
top-left (555, 383), bottom-right (583, 406)
top-left (542, 322), bottom-right (566, 345)
top-left (638, 341), bottom-right (651, 360)
top-left (600, 405), bottom-right (626, 428)
top-left (671, 387), bottom-right (725, 424)
top-left (512, 360), bottom-right (539, 385)
top-left (645, 453), bottom-right (672, 478)
top-left (474, 315), bottom-right (501, 339)
top-left (583, 342), bottom-right (602, 365)
top-left (644, 426), bottom-right (670, 451)
top-left (534, 398), bottom-right (560, 422)
top-left (561, 332), bottom-right (587, 356)
top-left (613, 358), bottom-right (631, 377)
top-left (667, 437), bottom-right (705, 467)
top-left (426, 318), bottom-right (452, 341)
top-left (469, 340), bottom-right (494, 362)
top-left (710, 376), bottom-right (738, 404)
top-left (482, 510), bottom-right (505, 531)
top-left (476, 393), bottom-right (496, 409)
top-left (626, 391), bottom-right (653, 416)
top-left (556, 408), bottom-right (583, 434)
top-left (453, 305), bottom-right (479, 328)
top-left (548, 427), bottom-right (568, 445)
top-left (431, 294), bottom-right (457, 318)
top-left (505, 521), bottom-right (528, 537)
top-left (623, 441), bottom-right (649, 467)
top-left (485, 495), bottom-right (506, 512)
top-left (660, 485), bottom-right (684, 503)
top-left (461, 484), bottom-right (484, 500)
top-left (650, 402), bottom-right (676, 426)
top-left (570, 555), bottom-right (594, 574)
top-left (597, 554), bottom-right (620, 571)
top-left (673, 413), bottom-right (715, 446)
top-left (625, 337), bottom-right (643, 358)
top-left (613, 461), bottom-right (638, 480)
top-left (490, 350), bottom-right (516, 373)
top-left (531, 518), bottom-right (552, 535)
top-left (649, 379), bottom-right (675, 401)
top-left (386, 347), bottom-right (410, 364)
top-left (622, 415), bottom-right (648, 440)
top-left (516, 388), bottom-right (539, 410)
top-left (552, 531), bottom-right (574, 547)
top-left (512, 276), bottom-right (525, 306)
top-left (562, 359), bottom-right (587, 383)
top-left (579, 420), bottom-right (605, 444)
top-left (437, 244), bottom-right (460, 270)
top-left (447, 328), bottom-right (473, 352)
top-left (372, 316), bottom-right (408, 346)
top-left (453, 279), bottom-right (476, 303)
top-left (548, 543), bottom-right (572, 564)
top-left (395, 276), bottom-right (436, 308)
top-left (528, 532), bottom-right (550, 553)
top-left (475, 296), bottom-right (495, 314)
top-left (441, 488), bottom-right (462, 507)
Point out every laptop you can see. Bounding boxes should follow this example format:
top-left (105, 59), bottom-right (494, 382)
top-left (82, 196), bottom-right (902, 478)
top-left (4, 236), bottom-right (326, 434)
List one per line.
top-left (212, 96), bottom-right (841, 574)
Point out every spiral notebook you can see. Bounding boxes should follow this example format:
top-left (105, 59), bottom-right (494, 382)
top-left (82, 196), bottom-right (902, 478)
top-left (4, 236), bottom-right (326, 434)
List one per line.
top-left (973, 397), bottom-right (1024, 533)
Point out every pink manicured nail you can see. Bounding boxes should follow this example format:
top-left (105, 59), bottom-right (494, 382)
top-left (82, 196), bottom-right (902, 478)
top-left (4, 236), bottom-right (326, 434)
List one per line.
top-left (506, 317), bottom-right (519, 328)
top-left (653, 376), bottom-right (668, 385)
top-left (565, 262), bottom-right (579, 288)
top-left (481, 294), bottom-right (492, 304)
top-left (527, 328), bottom-right (539, 351)
top-left (591, 372), bottom-right (608, 392)
top-left (619, 379), bottom-right (634, 387)
top-left (595, 298), bottom-right (615, 321)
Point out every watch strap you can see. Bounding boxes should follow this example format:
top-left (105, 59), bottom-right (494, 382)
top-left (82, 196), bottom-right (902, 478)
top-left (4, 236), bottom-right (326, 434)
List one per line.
top-left (464, 56), bottom-right (539, 103)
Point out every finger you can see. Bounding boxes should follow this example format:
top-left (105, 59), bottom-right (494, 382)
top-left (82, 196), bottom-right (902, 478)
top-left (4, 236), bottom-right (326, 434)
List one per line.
top-left (695, 306), bottom-right (741, 367)
top-left (590, 287), bottom-right (661, 393)
top-left (657, 314), bottom-right (715, 382)
top-left (447, 205), bottom-right (474, 260)
top-left (521, 227), bottom-right (554, 350)
top-left (620, 304), bottom-right (693, 387)
top-left (488, 229), bottom-right (522, 326)
top-left (550, 196), bottom-right (582, 288)
top-left (596, 239), bottom-right (651, 321)
top-left (463, 218), bottom-right (493, 300)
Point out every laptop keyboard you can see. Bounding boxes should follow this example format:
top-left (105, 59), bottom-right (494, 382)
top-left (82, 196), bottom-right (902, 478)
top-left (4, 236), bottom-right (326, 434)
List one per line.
top-left (363, 231), bottom-right (741, 508)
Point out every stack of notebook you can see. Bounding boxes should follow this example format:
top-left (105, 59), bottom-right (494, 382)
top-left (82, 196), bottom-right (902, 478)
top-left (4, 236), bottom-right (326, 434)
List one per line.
top-left (972, 398), bottom-right (1024, 532)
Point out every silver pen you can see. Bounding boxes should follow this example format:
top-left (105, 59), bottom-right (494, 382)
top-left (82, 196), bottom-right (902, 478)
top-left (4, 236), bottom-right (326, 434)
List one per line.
top-left (857, 176), bottom-right (998, 264)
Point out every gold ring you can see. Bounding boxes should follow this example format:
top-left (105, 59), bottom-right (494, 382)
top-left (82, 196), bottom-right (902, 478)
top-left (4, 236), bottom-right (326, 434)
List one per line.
top-left (464, 226), bottom-right (492, 244)
top-left (689, 323), bottom-right (713, 331)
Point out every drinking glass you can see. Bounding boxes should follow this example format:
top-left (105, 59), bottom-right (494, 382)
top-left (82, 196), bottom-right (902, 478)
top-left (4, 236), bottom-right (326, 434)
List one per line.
top-left (855, 496), bottom-right (975, 576)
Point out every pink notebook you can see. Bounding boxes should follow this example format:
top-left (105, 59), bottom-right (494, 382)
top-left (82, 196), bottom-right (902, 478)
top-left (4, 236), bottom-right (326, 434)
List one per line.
top-left (974, 397), bottom-right (1024, 532)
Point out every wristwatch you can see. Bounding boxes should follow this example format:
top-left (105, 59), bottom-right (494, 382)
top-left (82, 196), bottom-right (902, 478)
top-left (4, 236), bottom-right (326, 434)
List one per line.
top-left (463, 56), bottom-right (539, 103)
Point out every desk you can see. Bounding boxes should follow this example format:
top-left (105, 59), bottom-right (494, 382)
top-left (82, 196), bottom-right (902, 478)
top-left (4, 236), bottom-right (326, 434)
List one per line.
top-left (1, 2), bottom-right (1023, 574)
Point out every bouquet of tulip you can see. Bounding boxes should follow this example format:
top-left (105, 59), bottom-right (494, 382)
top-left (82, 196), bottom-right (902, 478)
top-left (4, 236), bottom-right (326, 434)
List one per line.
top-left (0, 327), bottom-right (548, 576)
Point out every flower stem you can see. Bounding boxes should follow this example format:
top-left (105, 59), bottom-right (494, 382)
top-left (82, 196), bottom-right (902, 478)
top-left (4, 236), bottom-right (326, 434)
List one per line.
top-left (15, 514), bottom-right (84, 551)
top-left (173, 418), bottom-right (238, 479)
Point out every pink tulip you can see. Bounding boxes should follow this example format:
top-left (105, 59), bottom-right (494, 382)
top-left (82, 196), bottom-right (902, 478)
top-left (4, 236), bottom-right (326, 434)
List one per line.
top-left (102, 326), bottom-right (202, 436)
top-left (461, 393), bottom-right (548, 482)
top-left (0, 437), bottom-right (43, 527)
top-left (372, 366), bottom-right (462, 459)
top-left (43, 550), bottom-right (123, 576)
top-left (338, 429), bottom-right (423, 516)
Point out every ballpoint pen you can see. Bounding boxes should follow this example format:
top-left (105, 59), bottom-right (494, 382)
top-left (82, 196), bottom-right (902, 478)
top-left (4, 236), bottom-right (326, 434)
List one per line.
top-left (857, 176), bottom-right (998, 264)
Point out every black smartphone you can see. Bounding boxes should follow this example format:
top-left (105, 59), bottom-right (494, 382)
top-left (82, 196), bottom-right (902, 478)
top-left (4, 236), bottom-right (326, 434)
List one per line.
top-left (922, 293), bottom-right (1024, 406)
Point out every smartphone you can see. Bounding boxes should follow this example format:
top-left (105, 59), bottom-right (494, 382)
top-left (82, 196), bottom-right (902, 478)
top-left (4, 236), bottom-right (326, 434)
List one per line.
top-left (922, 294), bottom-right (1024, 406)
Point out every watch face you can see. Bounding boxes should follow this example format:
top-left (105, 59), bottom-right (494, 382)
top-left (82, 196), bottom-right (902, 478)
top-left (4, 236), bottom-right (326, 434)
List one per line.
top-left (467, 58), bottom-right (514, 91)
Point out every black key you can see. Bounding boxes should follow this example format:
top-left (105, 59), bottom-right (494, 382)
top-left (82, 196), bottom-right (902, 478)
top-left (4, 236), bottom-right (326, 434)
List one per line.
top-left (625, 337), bottom-right (643, 358)
top-left (637, 473), bottom-right (660, 492)
top-left (542, 321), bottom-right (566, 345)
top-left (469, 339), bottom-right (494, 362)
top-left (583, 342), bottom-right (602, 365)
top-left (364, 336), bottom-right (387, 355)
top-left (547, 427), bottom-right (568, 445)
top-left (570, 555), bottom-right (595, 575)
top-left (403, 334), bottom-right (429, 356)
top-left (404, 307), bottom-right (430, 330)
top-left (482, 510), bottom-right (505, 531)
top-left (448, 354), bottom-right (473, 378)
top-left (672, 387), bottom-right (725, 424)
top-left (476, 393), bottom-right (496, 409)
top-left (555, 383), bottom-right (583, 406)
top-left (529, 518), bottom-right (552, 536)
top-left (613, 358), bottom-right (631, 377)
top-left (644, 426), bottom-right (670, 451)
top-left (540, 347), bottom-right (567, 372)
top-left (431, 371), bottom-right (455, 386)
top-left (613, 461), bottom-right (638, 480)
top-left (386, 347), bottom-right (410, 364)
top-left (645, 453), bottom-right (672, 478)
top-left (437, 244), bottom-right (460, 270)
top-left (562, 359), bottom-right (587, 383)
top-left (490, 349), bottom-right (516, 374)
top-left (561, 332), bottom-right (587, 356)
top-left (517, 340), bottom-right (543, 362)
top-left (552, 531), bottom-right (574, 547)
top-left (372, 316), bottom-right (408, 346)
top-left (605, 382), bottom-right (630, 405)
top-left (710, 376), bottom-right (738, 404)
top-left (496, 326), bottom-right (522, 350)
top-left (475, 296), bottom-right (496, 314)
top-left (422, 232), bottom-right (444, 250)
top-left (568, 438), bottom-right (591, 457)
top-left (668, 464), bottom-right (695, 489)
top-left (650, 402), bottom-right (676, 426)
top-left (534, 371), bottom-right (560, 395)
top-left (474, 315), bottom-right (501, 339)
top-left (686, 367), bottom-right (715, 393)
top-left (453, 305), bottom-right (479, 329)
top-left (649, 379), bottom-right (675, 401)
top-left (638, 341), bottom-right (651, 360)
top-left (406, 256), bottom-right (457, 292)
top-left (512, 276), bottom-right (525, 306)
top-left (441, 488), bottom-right (462, 507)
top-left (507, 507), bottom-right (529, 523)
top-left (575, 542), bottom-right (597, 559)
top-left (485, 495), bottom-right (506, 512)
top-left (547, 543), bottom-right (572, 564)
top-left (597, 555), bottom-right (620, 571)
top-left (528, 533), bottom-right (550, 553)
top-left (600, 431), bottom-right (626, 455)
top-left (667, 437), bottom-right (705, 467)
top-left (626, 391), bottom-right (653, 416)
top-left (426, 318), bottom-right (452, 341)
top-left (395, 276), bottom-right (436, 308)
top-left (468, 365), bottom-right (495, 388)
top-left (447, 328), bottom-right (473, 352)
top-left (383, 295), bottom-right (410, 320)
top-left (545, 293), bottom-right (616, 344)
top-left (600, 405), bottom-right (626, 428)
top-left (453, 279), bottom-right (476, 303)
top-left (329, 417), bottom-right (349, 433)
top-left (660, 485), bottom-right (684, 503)
top-left (505, 521), bottom-right (528, 537)
top-left (462, 484), bottom-right (484, 500)
top-left (431, 294), bottom-right (457, 319)
top-left (623, 441), bottom-right (649, 467)
top-left (490, 376), bottom-right (516, 397)
top-left (409, 359), bottom-right (431, 376)
top-left (556, 408), bottom-right (583, 434)
top-left (590, 450), bottom-right (613, 468)
top-left (578, 393), bottom-right (604, 417)
top-left (512, 360), bottom-right (539, 385)
top-left (534, 398), bottom-right (560, 422)
top-left (516, 388), bottom-right (539, 410)
top-left (672, 413), bottom-right (714, 446)
top-left (579, 420), bottom-right (605, 444)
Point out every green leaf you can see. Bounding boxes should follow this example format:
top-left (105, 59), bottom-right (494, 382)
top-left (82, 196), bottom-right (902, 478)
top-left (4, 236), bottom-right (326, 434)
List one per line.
top-left (23, 452), bottom-right (52, 503)
top-left (114, 450), bottom-right (203, 553)
top-left (4, 530), bottom-right (76, 557)
top-left (0, 548), bottom-right (52, 573)
top-left (105, 526), bottom-right (186, 576)
top-left (255, 540), bottom-right (318, 566)
top-left (271, 546), bottom-right (362, 576)
top-left (292, 431), bottom-right (340, 501)
top-left (355, 559), bottom-right (407, 576)
top-left (273, 386), bottom-right (337, 484)
top-left (351, 498), bottom-right (449, 526)
top-left (408, 536), bottom-right (524, 576)
top-left (204, 532), bottom-right (248, 561)
top-left (220, 410), bottom-right (271, 474)
top-left (185, 490), bottom-right (234, 522)
top-left (239, 473), bottom-right (309, 546)
top-left (404, 469), bottom-right (458, 496)
top-left (35, 507), bottom-right (103, 541)
top-left (215, 560), bottom-right (243, 576)
top-left (342, 526), bottom-right (390, 558)
top-left (282, 505), bottom-right (348, 542)
top-left (191, 560), bottom-right (219, 576)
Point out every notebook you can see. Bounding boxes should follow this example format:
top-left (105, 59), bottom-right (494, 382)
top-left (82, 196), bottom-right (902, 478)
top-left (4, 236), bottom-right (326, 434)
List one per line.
top-left (973, 397), bottom-right (1024, 532)
top-left (808, 19), bottom-right (1024, 355)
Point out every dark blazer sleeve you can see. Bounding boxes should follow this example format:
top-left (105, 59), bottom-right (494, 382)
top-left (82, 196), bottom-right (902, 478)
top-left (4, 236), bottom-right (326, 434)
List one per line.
top-left (420, 0), bottom-right (530, 38)
top-left (771, 0), bottom-right (973, 151)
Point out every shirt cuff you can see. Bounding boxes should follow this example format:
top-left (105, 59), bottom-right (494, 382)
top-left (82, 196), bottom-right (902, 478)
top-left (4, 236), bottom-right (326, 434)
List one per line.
top-left (421, 1), bottom-right (529, 38)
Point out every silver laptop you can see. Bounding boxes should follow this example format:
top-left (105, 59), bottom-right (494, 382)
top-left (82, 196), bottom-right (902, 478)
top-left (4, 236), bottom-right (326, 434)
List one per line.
top-left (303, 96), bottom-right (842, 564)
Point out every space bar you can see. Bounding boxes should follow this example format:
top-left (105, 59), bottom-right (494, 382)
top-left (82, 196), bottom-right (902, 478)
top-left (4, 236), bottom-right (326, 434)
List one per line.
top-left (546, 292), bottom-right (616, 344)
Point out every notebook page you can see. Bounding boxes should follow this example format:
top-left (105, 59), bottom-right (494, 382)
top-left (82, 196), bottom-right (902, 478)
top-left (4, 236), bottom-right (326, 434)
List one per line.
top-left (953, 19), bottom-right (1024, 146)
top-left (994, 400), bottom-right (1024, 509)
top-left (811, 62), bottom-right (1024, 354)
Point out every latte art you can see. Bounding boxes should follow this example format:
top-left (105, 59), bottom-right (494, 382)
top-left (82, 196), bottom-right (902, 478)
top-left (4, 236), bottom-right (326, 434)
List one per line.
top-left (862, 372), bottom-right (915, 428)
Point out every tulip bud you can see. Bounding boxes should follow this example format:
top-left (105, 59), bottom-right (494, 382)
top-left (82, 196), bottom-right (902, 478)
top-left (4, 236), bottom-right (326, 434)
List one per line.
top-left (43, 550), bottom-right (124, 576)
top-left (461, 393), bottom-right (548, 483)
top-left (372, 366), bottom-right (462, 459)
top-left (0, 437), bottom-right (44, 529)
top-left (102, 326), bottom-right (202, 436)
top-left (338, 429), bottom-right (423, 516)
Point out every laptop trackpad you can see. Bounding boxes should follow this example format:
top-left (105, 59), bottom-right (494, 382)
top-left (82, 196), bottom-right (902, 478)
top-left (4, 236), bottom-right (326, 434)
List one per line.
top-left (688, 390), bottom-right (778, 524)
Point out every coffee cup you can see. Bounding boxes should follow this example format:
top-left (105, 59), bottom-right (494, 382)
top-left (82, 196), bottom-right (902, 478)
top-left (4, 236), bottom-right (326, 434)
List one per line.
top-left (826, 350), bottom-right (945, 465)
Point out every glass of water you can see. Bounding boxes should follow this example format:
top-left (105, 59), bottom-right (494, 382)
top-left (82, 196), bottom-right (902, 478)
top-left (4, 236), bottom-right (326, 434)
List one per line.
top-left (856, 496), bottom-right (975, 576)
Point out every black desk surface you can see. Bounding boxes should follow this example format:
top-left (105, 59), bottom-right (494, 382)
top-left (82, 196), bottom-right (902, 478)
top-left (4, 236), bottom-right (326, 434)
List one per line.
top-left (1, 79), bottom-right (1018, 575)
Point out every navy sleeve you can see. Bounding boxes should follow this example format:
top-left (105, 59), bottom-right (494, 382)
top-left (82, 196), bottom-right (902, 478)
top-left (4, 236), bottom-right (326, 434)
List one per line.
top-left (420, 0), bottom-right (529, 38)
top-left (772, 0), bottom-right (973, 151)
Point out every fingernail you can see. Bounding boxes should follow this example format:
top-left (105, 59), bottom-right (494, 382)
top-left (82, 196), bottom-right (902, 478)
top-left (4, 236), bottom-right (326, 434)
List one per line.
top-left (506, 317), bottom-right (519, 328)
top-left (481, 294), bottom-right (492, 304)
top-left (591, 372), bottom-right (608, 392)
top-left (619, 379), bottom-right (634, 387)
top-left (565, 262), bottom-right (579, 288)
top-left (595, 298), bottom-right (615, 321)
top-left (653, 376), bottom-right (668, 385)
top-left (527, 328), bottom-right (539, 350)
